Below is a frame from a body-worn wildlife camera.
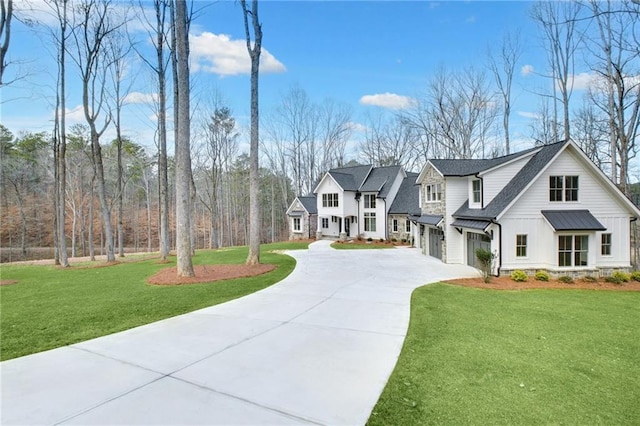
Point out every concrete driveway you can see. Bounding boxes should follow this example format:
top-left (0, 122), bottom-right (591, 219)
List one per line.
top-left (1, 240), bottom-right (478, 425)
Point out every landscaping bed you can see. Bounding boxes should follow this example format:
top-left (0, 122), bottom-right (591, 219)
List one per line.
top-left (446, 274), bottom-right (640, 291)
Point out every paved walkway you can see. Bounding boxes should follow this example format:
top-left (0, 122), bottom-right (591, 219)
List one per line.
top-left (1, 240), bottom-right (478, 425)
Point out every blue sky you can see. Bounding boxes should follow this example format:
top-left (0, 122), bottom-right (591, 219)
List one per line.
top-left (2, 1), bottom-right (569, 157)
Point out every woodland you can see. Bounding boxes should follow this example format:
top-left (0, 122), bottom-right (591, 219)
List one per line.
top-left (1, 1), bottom-right (639, 269)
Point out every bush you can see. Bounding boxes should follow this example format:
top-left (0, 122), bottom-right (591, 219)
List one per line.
top-left (401, 238), bottom-right (407, 244)
top-left (475, 248), bottom-right (496, 283)
top-left (380, 238), bottom-right (384, 243)
top-left (534, 270), bottom-right (550, 282)
top-left (631, 271), bottom-right (640, 282)
top-left (367, 237), bottom-right (373, 242)
top-left (391, 238), bottom-right (397, 243)
top-left (605, 271), bottom-right (631, 284)
top-left (582, 275), bottom-right (598, 283)
top-left (558, 275), bottom-right (574, 284)
top-left (511, 270), bottom-right (528, 282)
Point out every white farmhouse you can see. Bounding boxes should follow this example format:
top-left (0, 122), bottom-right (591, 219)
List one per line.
top-left (415, 140), bottom-right (640, 277)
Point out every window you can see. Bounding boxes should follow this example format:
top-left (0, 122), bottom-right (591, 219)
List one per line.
top-left (558, 235), bottom-right (588, 267)
top-left (550, 176), bottom-right (578, 202)
top-left (516, 234), bottom-right (527, 257)
top-left (364, 194), bottom-right (376, 209)
top-left (392, 219), bottom-right (398, 232)
top-left (322, 193), bottom-right (338, 207)
top-left (364, 212), bottom-right (376, 232)
top-left (321, 218), bottom-right (329, 228)
top-left (405, 220), bottom-right (411, 233)
top-left (426, 184), bottom-right (442, 202)
top-left (293, 217), bottom-right (301, 232)
top-left (472, 180), bottom-right (481, 204)
top-left (601, 233), bottom-right (611, 255)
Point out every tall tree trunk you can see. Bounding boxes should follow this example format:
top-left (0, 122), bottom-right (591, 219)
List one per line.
top-left (57, 0), bottom-right (69, 267)
top-left (241, 0), bottom-right (262, 265)
top-left (173, 0), bottom-right (194, 276)
top-left (91, 132), bottom-right (115, 262)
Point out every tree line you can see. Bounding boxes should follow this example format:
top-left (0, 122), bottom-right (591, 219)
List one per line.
top-left (1, 0), bottom-right (639, 265)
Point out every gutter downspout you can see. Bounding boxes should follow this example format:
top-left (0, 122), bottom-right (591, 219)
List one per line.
top-left (384, 199), bottom-right (388, 240)
top-left (492, 220), bottom-right (502, 277)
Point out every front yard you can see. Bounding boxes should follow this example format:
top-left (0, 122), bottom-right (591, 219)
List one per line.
top-left (369, 283), bottom-right (640, 425)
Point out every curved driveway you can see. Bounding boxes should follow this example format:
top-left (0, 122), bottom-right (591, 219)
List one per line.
top-left (1, 240), bottom-right (478, 425)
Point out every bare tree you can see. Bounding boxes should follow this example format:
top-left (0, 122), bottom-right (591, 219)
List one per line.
top-left (70, 0), bottom-right (122, 263)
top-left (241, 0), bottom-right (262, 265)
top-left (173, 0), bottom-right (194, 276)
top-left (0, 0), bottom-right (12, 86)
top-left (360, 112), bottom-right (418, 169)
top-left (488, 30), bottom-right (522, 154)
top-left (531, 1), bottom-right (584, 141)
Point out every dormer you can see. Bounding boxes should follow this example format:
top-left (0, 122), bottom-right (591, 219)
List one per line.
top-left (468, 177), bottom-right (482, 209)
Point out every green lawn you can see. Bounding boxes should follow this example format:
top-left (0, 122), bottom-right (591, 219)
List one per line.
top-left (369, 283), bottom-right (640, 425)
top-left (0, 242), bottom-right (308, 361)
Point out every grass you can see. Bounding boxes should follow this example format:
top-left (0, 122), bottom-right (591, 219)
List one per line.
top-left (0, 242), bottom-right (309, 361)
top-left (369, 283), bottom-right (640, 425)
top-left (330, 242), bottom-right (395, 250)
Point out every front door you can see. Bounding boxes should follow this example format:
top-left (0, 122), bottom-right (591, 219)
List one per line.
top-left (429, 227), bottom-right (443, 259)
top-left (345, 217), bottom-right (350, 236)
top-left (467, 232), bottom-right (491, 268)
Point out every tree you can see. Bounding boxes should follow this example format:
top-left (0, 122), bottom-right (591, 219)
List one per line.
top-left (0, 0), bottom-right (12, 86)
top-left (241, 0), bottom-right (262, 265)
top-left (488, 30), bottom-right (522, 154)
top-left (531, 1), bottom-right (584, 141)
top-left (173, 0), bottom-right (194, 276)
top-left (70, 0), bottom-right (123, 263)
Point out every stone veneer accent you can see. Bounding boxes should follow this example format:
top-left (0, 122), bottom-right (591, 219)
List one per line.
top-left (499, 267), bottom-right (631, 279)
top-left (387, 215), bottom-right (413, 243)
top-left (419, 164), bottom-right (447, 261)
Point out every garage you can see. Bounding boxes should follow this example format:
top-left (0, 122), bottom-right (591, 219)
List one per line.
top-left (429, 227), bottom-right (443, 259)
top-left (466, 232), bottom-right (491, 268)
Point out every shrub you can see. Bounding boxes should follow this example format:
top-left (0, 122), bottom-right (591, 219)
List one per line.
top-left (631, 271), bottom-right (640, 282)
top-left (558, 275), bottom-right (574, 284)
top-left (367, 237), bottom-right (373, 242)
top-left (534, 270), bottom-right (550, 282)
top-left (511, 270), bottom-right (528, 282)
top-left (401, 238), bottom-right (407, 244)
top-left (605, 271), bottom-right (631, 284)
top-left (391, 238), bottom-right (397, 243)
top-left (475, 248), bottom-right (496, 283)
top-left (582, 275), bottom-right (598, 283)
top-left (380, 238), bottom-right (384, 243)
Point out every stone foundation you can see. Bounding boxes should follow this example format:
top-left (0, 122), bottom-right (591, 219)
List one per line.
top-left (499, 267), bottom-right (631, 279)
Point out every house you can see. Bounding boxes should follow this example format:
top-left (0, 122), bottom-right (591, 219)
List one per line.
top-left (415, 140), bottom-right (640, 277)
top-left (286, 195), bottom-right (317, 240)
top-left (388, 172), bottom-right (421, 244)
top-left (313, 165), bottom-right (405, 240)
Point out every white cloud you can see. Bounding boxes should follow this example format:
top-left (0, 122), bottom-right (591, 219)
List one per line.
top-left (521, 65), bottom-right (534, 76)
top-left (359, 93), bottom-right (416, 110)
top-left (65, 105), bottom-right (86, 123)
top-left (348, 122), bottom-right (368, 133)
top-left (190, 32), bottom-right (286, 76)
top-left (567, 72), bottom-right (595, 91)
top-left (517, 111), bottom-right (541, 119)
top-left (124, 92), bottom-right (158, 105)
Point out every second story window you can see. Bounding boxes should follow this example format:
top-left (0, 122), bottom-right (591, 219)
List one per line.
top-left (364, 194), bottom-right (376, 209)
top-left (322, 193), bottom-right (339, 207)
top-left (426, 184), bottom-right (442, 202)
top-left (472, 179), bottom-right (481, 204)
top-left (550, 176), bottom-right (578, 202)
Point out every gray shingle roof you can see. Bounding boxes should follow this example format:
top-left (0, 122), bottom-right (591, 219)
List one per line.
top-left (359, 165), bottom-right (402, 198)
top-left (541, 210), bottom-right (606, 231)
top-left (430, 146), bottom-right (540, 176)
top-left (454, 141), bottom-right (569, 220)
top-left (389, 172), bottom-right (421, 215)
top-left (327, 165), bottom-right (372, 191)
top-left (298, 195), bottom-right (317, 214)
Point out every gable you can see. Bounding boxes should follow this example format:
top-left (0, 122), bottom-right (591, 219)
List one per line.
top-left (416, 162), bottom-right (442, 184)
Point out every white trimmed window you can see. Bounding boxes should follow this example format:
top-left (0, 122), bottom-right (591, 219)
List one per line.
top-left (392, 219), bottom-right (398, 232)
top-left (322, 193), bottom-right (339, 207)
top-left (426, 184), bottom-right (442, 202)
top-left (321, 218), bottom-right (329, 228)
top-left (601, 233), bottom-right (612, 256)
top-left (405, 220), bottom-right (411, 233)
top-left (558, 235), bottom-right (588, 267)
top-left (516, 234), bottom-right (527, 257)
top-left (364, 212), bottom-right (376, 232)
top-left (472, 180), bottom-right (481, 204)
top-left (550, 176), bottom-right (579, 202)
top-left (293, 217), bottom-right (301, 232)
top-left (364, 194), bottom-right (376, 209)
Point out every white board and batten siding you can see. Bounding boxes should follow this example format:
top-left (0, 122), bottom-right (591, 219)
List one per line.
top-left (499, 147), bottom-right (633, 270)
top-left (444, 177), bottom-right (468, 264)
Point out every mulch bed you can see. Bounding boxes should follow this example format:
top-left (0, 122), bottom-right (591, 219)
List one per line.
top-left (147, 264), bottom-right (276, 286)
top-left (445, 275), bottom-right (640, 291)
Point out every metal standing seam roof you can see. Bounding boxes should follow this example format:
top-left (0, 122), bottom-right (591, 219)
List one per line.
top-left (453, 140), bottom-right (570, 220)
top-left (409, 214), bottom-right (444, 226)
top-left (450, 218), bottom-right (492, 232)
top-left (541, 210), bottom-right (606, 231)
top-left (388, 172), bottom-right (421, 215)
